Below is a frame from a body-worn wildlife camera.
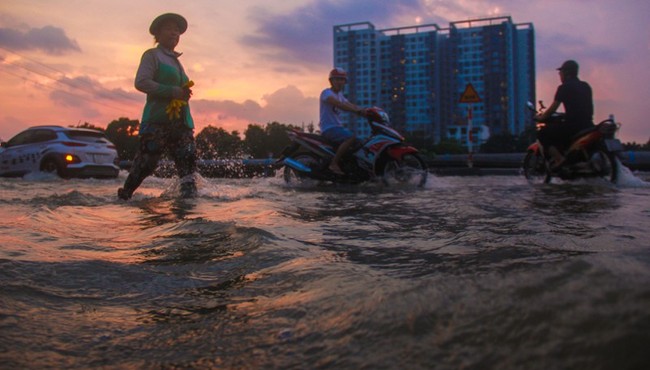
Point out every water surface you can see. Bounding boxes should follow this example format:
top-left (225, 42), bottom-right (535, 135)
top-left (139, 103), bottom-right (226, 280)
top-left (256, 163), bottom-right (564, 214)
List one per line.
top-left (1, 168), bottom-right (649, 369)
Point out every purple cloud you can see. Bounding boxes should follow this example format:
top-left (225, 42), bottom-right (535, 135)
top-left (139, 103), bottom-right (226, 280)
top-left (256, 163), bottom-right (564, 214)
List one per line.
top-left (0, 25), bottom-right (81, 54)
top-left (47, 75), bottom-right (140, 120)
top-left (240, 0), bottom-right (426, 67)
top-left (536, 31), bottom-right (623, 71)
top-left (192, 85), bottom-right (317, 126)
top-left (50, 76), bottom-right (139, 103)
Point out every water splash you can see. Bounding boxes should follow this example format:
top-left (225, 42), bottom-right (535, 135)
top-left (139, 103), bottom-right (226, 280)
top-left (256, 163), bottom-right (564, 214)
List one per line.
top-left (616, 162), bottom-right (650, 188)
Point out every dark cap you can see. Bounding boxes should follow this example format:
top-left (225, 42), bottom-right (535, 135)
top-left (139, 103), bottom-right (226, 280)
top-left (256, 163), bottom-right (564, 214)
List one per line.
top-left (557, 60), bottom-right (579, 74)
top-left (149, 13), bottom-right (187, 35)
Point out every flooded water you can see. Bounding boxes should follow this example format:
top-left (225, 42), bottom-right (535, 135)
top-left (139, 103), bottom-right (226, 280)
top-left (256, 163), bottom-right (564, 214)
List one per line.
top-left (1, 167), bottom-right (649, 369)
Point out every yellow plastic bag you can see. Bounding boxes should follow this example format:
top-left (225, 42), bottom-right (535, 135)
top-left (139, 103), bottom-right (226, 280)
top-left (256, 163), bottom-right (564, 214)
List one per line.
top-left (166, 81), bottom-right (194, 120)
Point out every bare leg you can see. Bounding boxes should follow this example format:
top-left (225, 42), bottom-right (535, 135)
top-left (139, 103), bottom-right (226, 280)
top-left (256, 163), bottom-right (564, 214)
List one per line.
top-left (548, 145), bottom-right (565, 169)
top-left (118, 150), bottom-right (161, 200)
top-left (329, 136), bottom-right (356, 175)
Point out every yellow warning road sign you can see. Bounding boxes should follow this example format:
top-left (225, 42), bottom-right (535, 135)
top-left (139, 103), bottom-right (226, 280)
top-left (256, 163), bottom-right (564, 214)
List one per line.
top-left (459, 83), bottom-right (481, 103)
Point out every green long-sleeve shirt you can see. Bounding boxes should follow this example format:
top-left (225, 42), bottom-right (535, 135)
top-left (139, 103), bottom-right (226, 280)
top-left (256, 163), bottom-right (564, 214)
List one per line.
top-left (134, 45), bottom-right (194, 129)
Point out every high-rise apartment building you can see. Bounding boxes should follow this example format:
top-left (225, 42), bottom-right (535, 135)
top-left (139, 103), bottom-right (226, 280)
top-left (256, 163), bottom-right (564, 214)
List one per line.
top-left (333, 16), bottom-right (535, 147)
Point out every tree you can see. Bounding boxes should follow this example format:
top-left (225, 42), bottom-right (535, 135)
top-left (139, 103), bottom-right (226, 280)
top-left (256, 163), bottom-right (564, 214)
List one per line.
top-left (72, 122), bottom-right (105, 131)
top-left (480, 132), bottom-right (518, 153)
top-left (623, 138), bottom-right (650, 151)
top-left (403, 131), bottom-right (436, 158)
top-left (105, 118), bottom-right (140, 160)
top-left (242, 122), bottom-right (295, 158)
top-left (195, 126), bottom-right (242, 159)
top-left (431, 139), bottom-right (466, 154)
top-left (243, 124), bottom-right (267, 158)
top-left (264, 122), bottom-right (293, 157)
top-left (515, 125), bottom-right (538, 151)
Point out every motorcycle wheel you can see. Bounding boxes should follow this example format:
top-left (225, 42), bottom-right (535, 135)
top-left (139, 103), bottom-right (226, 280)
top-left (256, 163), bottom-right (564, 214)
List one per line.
top-left (590, 149), bottom-right (618, 184)
top-left (381, 153), bottom-right (428, 187)
top-left (283, 152), bottom-right (321, 185)
top-left (523, 151), bottom-right (550, 184)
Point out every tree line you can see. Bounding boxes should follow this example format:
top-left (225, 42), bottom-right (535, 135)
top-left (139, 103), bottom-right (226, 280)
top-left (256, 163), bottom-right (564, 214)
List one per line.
top-left (475, 127), bottom-right (650, 154)
top-left (74, 118), bottom-right (649, 160)
top-left (408, 125), bottom-right (650, 156)
top-left (77, 118), bottom-right (298, 161)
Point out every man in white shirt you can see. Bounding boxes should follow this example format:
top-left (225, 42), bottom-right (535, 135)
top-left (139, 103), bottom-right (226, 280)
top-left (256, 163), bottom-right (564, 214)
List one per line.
top-left (319, 68), bottom-right (367, 175)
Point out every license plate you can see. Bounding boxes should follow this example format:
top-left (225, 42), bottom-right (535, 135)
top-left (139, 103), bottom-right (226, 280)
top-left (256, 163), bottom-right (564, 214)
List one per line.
top-left (90, 153), bottom-right (110, 164)
top-left (604, 139), bottom-right (623, 152)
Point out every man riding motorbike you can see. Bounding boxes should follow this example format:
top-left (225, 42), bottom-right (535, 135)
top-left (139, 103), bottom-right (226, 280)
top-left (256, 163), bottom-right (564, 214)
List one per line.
top-left (319, 67), bottom-right (367, 175)
top-left (534, 60), bottom-right (594, 170)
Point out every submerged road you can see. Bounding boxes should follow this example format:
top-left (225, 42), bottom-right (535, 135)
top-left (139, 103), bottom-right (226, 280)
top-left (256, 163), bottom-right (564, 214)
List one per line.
top-left (120, 151), bottom-right (650, 178)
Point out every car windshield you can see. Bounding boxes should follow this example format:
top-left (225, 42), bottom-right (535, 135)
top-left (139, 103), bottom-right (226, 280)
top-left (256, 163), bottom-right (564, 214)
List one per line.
top-left (64, 130), bottom-right (107, 143)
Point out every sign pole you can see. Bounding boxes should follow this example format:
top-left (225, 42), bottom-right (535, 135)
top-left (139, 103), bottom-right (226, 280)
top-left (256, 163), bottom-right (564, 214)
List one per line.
top-left (467, 105), bottom-right (473, 153)
top-left (459, 83), bottom-right (481, 160)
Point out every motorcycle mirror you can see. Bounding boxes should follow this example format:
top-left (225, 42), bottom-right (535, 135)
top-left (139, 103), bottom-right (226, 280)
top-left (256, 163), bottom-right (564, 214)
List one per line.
top-left (526, 101), bottom-right (536, 111)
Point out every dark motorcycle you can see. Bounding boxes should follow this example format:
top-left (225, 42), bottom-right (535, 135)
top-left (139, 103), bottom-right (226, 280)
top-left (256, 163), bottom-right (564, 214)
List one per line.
top-left (277, 107), bottom-right (428, 186)
top-left (522, 101), bottom-right (623, 184)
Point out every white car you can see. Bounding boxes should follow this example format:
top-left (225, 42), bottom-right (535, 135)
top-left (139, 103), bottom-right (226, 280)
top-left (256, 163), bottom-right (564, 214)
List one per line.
top-left (0, 125), bottom-right (120, 179)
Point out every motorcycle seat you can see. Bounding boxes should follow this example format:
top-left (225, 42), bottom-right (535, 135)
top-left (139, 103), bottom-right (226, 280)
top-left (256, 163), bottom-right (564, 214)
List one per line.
top-left (302, 132), bottom-right (325, 141)
top-left (299, 132), bottom-right (336, 147)
top-left (571, 126), bottom-right (597, 140)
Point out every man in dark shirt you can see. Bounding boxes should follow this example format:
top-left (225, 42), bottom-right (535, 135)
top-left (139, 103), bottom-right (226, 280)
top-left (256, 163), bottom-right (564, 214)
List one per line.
top-left (535, 60), bottom-right (594, 167)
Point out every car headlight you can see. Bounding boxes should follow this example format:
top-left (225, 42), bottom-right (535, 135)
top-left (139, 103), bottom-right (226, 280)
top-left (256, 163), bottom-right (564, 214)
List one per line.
top-left (64, 154), bottom-right (81, 164)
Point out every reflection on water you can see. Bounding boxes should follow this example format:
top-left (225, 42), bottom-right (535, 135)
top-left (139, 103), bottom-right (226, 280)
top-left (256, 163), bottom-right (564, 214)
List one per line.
top-left (137, 197), bottom-right (198, 225)
top-left (0, 171), bottom-right (649, 369)
top-left (532, 184), bottom-right (621, 214)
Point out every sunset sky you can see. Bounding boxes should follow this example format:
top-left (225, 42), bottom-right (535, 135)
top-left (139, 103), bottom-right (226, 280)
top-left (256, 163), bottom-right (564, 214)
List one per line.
top-left (1, 0), bottom-right (648, 144)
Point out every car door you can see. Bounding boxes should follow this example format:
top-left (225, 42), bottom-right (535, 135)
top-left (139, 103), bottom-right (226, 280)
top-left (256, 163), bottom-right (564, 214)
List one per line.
top-left (24, 129), bottom-right (59, 174)
top-left (0, 130), bottom-right (34, 176)
top-left (0, 129), bottom-right (56, 176)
